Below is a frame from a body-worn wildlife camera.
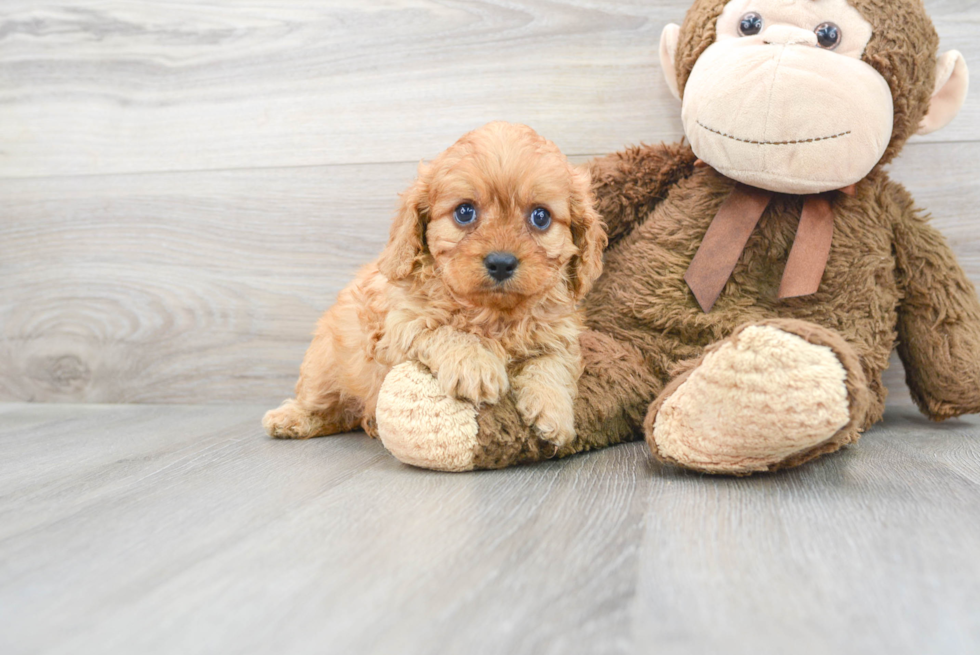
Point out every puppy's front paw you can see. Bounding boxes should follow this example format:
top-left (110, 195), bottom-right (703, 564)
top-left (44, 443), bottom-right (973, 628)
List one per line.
top-left (515, 382), bottom-right (576, 448)
top-left (436, 346), bottom-right (509, 406)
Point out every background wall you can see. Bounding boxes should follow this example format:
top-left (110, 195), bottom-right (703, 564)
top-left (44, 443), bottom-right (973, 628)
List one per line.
top-left (1, 0), bottom-right (978, 405)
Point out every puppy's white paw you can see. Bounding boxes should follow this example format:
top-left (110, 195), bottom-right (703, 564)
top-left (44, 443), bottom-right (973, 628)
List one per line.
top-left (436, 345), bottom-right (509, 406)
top-left (515, 382), bottom-right (576, 448)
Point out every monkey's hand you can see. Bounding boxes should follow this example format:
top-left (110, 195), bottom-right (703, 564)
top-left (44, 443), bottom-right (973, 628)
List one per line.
top-left (891, 181), bottom-right (980, 419)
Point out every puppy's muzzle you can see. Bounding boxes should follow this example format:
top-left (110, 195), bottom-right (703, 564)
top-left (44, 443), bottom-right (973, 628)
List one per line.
top-left (484, 252), bottom-right (519, 283)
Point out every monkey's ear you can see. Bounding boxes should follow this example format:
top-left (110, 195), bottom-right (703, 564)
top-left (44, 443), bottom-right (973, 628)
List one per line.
top-left (568, 166), bottom-right (607, 300)
top-left (660, 23), bottom-right (682, 102)
top-left (377, 171), bottom-right (429, 281)
top-left (917, 51), bottom-right (969, 135)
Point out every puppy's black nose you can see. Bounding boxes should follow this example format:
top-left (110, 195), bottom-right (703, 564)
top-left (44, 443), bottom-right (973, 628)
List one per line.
top-left (484, 252), bottom-right (519, 282)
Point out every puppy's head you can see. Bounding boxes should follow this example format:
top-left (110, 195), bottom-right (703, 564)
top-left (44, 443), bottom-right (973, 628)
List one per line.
top-left (377, 122), bottom-right (605, 310)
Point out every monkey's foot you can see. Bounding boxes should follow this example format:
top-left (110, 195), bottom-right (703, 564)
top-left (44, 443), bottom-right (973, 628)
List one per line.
top-left (644, 320), bottom-right (869, 475)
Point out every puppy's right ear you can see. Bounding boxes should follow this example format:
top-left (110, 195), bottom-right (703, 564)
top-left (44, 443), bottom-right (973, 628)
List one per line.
top-left (567, 165), bottom-right (607, 300)
top-left (377, 170), bottom-right (429, 281)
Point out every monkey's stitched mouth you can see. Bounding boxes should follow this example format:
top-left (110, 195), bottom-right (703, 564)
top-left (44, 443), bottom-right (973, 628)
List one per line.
top-left (697, 121), bottom-right (851, 146)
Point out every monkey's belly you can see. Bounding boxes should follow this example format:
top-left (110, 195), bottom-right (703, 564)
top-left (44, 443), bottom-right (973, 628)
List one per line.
top-left (584, 196), bottom-right (900, 396)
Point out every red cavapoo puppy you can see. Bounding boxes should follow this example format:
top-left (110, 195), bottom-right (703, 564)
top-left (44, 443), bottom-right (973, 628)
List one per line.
top-left (263, 121), bottom-right (605, 448)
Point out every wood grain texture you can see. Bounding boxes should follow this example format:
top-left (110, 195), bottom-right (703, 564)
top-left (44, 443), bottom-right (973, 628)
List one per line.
top-left (0, 0), bottom-right (976, 178)
top-left (1, 402), bottom-right (978, 654)
top-left (0, 162), bottom-right (414, 403)
top-left (1, 0), bottom-right (979, 405)
top-left (2, 141), bottom-right (978, 404)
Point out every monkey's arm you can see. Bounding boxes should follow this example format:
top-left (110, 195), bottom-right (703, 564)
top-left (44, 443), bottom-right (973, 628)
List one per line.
top-left (588, 141), bottom-right (697, 246)
top-left (890, 181), bottom-right (980, 420)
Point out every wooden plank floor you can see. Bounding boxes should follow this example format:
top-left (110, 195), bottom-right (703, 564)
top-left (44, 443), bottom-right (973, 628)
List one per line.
top-left (2, 401), bottom-right (979, 654)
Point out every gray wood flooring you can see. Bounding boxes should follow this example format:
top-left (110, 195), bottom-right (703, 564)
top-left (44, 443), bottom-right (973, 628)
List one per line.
top-left (2, 401), bottom-right (979, 654)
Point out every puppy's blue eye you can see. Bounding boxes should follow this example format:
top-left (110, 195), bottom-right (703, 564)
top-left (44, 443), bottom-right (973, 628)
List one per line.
top-left (454, 203), bottom-right (476, 225)
top-left (530, 207), bottom-right (551, 230)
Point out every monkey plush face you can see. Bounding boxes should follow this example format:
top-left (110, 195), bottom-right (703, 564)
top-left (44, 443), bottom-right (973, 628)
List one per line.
top-left (681, 0), bottom-right (891, 194)
top-left (660, 0), bottom-right (969, 195)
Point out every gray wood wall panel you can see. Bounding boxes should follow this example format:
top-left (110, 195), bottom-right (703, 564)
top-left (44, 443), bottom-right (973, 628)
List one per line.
top-left (0, 1), bottom-right (978, 404)
top-left (0, 162), bottom-right (413, 402)
top-left (0, 1), bottom-right (976, 179)
top-left (2, 141), bottom-right (978, 404)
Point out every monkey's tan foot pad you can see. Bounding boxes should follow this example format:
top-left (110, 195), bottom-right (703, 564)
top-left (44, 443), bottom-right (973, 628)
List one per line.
top-left (376, 361), bottom-right (480, 472)
top-left (645, 325), bottom-right (852, 475)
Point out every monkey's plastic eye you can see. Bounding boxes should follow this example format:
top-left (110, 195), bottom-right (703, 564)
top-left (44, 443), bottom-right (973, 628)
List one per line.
top-left (738, 12), bottom-right (763, 36)
top-left (529, 207), bottom-right (551, 230)
top-left (454, 203), bottom-right (477, 225)
top-left (815, 22), bottom-right (841, 49)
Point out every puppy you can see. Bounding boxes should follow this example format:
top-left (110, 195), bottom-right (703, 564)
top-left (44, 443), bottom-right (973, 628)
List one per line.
top-left (263, 121), bottom-right (605, 447)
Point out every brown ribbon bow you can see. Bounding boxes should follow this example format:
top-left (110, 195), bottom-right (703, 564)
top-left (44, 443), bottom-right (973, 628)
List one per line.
top-left (684, 181), bottom-right (855, 313)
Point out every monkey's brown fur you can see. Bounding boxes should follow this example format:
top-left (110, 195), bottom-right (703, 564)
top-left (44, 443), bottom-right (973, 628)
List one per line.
top-left (431, 0), bottom-right (980, 473)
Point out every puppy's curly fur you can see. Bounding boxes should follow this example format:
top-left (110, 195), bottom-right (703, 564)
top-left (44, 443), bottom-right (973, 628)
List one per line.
top-left (263, 122), bottom-right (606, 446)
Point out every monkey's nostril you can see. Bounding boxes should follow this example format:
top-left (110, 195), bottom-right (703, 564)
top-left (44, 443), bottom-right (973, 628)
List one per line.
top-left (484, 252), bottom-right (519, 282)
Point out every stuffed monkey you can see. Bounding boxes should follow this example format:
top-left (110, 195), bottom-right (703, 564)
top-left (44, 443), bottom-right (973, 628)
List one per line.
top-left (375, 0), bottom-right (976, 475)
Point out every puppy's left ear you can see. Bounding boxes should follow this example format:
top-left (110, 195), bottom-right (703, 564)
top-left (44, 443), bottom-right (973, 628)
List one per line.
top-left (567, 165), bottom-right (607, 300)
top-left (377, 168), bottom-right (429, 281)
